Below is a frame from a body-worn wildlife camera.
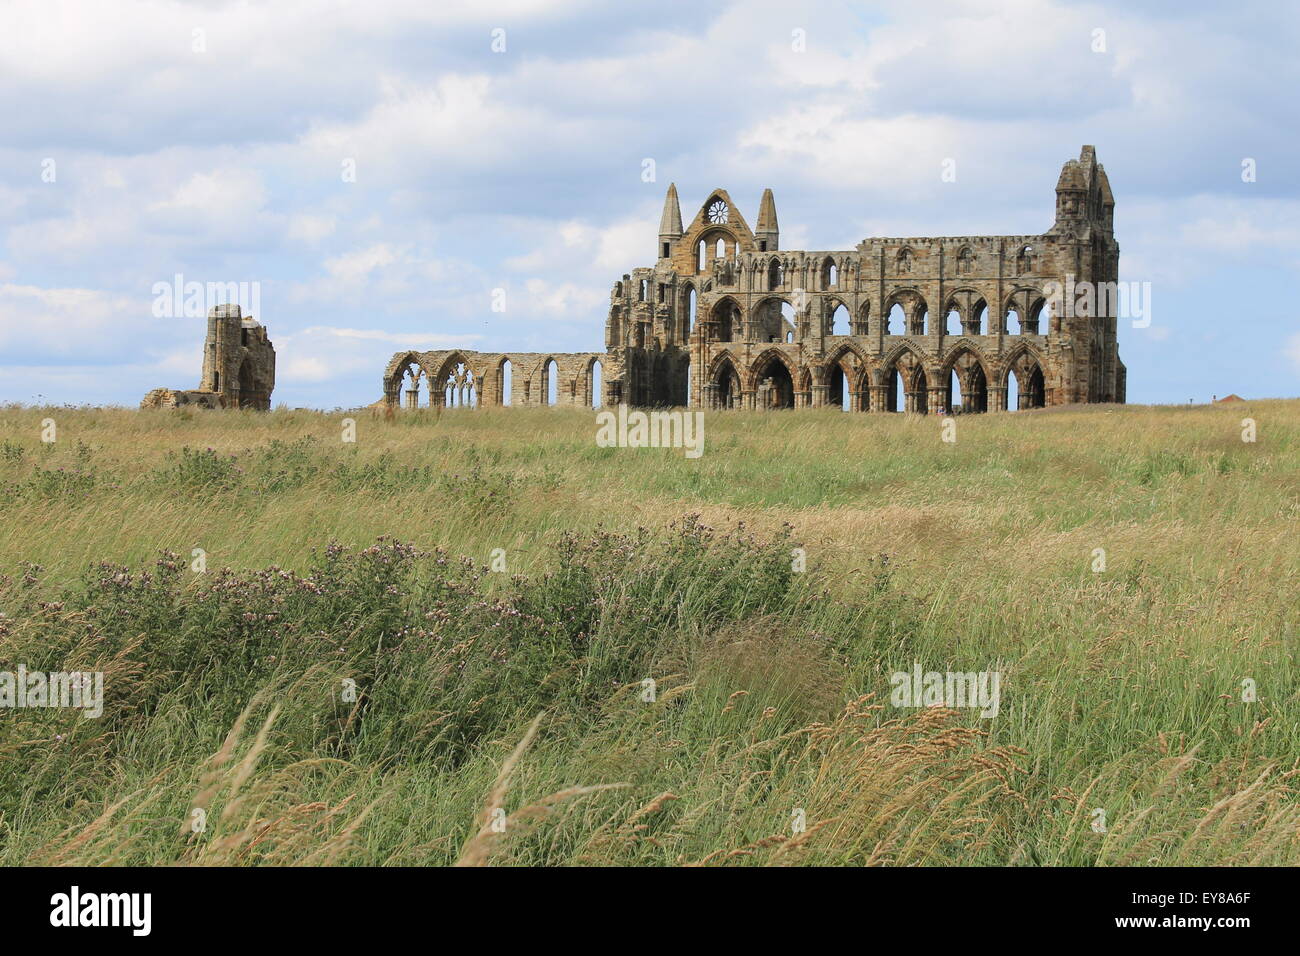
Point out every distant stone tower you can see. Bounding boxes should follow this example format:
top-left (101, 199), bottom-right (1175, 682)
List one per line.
top-left (199, 304), bottom-right (275, 409)
top-left (140, 304), bottom-right (275, 410)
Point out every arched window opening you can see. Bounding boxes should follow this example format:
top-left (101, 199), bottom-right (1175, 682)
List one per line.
top-left (686, 287), bottom-right (697, 339)
top-left (545, 359), bottom-right (559, 406)
top-left (1008, 363), bottom-right (1045, 410)
top-left (697, 241), bottom-right (706, 272)
top-left (781, 301), bottom-right (796, 342)
top-left (713, 359), bottom-right (741, 410)
top-left (888, 368), bottom-right (903, 412)
top-left (914, 368), bottom-right (929, 414)
top-left (1017, 245), bottom-right (1033, 275)
top-left (944, 310), bottom-right (960, 335)
top-left (972, 302), bottom-right (988, 335)
top-left (638, 280), bottom-right (647, 302)
top-left (1006, 309), bottom-right (1022, 335)
top-left (828, 365), bottom-right (845, 411)
top-left (768, 259), bottom-right (782, 291)
top-left (400, 361), bottom-right (425, 409)
top-left (590, 360), bottom-right (602, 409)
top-left (757, 359), bottom-right (794, 409)
top-left (1031, 299), bottom-right (1050, 335)
top-left (712, 300), bottom-right (738, 342)
top-left (948, 368), bottom-right (963, 414)
top-left (500, 360), bottom-right (512, 407)
top-left (716, 238), bottom-right (726, 259)
top-left (444, 362), bottom-right (477, 409)
top-left (887, 303), bottom-right (906, 335)
top-left (831, 304), bottom-right (850, 335)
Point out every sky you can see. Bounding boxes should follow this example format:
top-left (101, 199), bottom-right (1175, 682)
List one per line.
top-left (0, 0), bottom-right (1297, 408)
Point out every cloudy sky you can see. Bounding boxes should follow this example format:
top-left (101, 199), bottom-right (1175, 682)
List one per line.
top-left (1, 0), bottom-right (1296, 407)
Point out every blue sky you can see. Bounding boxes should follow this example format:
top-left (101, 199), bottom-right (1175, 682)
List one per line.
top-left (1, 0), bottom-right (1296, 407)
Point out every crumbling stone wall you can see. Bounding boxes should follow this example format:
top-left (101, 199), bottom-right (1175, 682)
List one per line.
top-left (141, 305), bottom-right (276, 410)
top-left (380, 350), bottom-right (605, 409)
top-left (382, 147), bottom-right (1124, 414)
top-left (607, 146), bottom-right (1124, 412)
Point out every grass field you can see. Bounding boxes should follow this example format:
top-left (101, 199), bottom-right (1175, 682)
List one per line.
top-left (0, 399), bottom-right (1296, 865)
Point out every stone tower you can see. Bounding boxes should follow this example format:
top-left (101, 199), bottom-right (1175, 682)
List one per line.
top-left (140, 304), bottom-right (276, 410)
top-left (199, 304), bottom-right (275, 409)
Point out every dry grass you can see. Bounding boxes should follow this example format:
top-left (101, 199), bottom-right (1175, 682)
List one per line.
top-left (0, 398), bottom-right (1296, 865)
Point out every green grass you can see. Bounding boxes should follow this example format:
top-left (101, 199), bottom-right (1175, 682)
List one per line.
top-left (0, 399), bottom-right (1296, 865)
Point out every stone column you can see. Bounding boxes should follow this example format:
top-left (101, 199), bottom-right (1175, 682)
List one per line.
top-left (928, 383), bottom-right (947, 415)
top-left (989, 385), bottom-right (1007, 412)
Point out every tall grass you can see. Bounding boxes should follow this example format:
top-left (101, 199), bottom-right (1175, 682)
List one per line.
top-left (0, 400), bottom-right (1296, 865)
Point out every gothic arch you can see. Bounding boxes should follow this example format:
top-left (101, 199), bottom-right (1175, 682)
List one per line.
top-left (856, 299), bottom-right (872, 335)
top-left (943, 288), bottom-right (986, 335)
top-left (750, 348), bottom-right (796, 409)
top-left (709, 294), bottom-right (744, 342)
top-left (707, 351), bottom-right (742, 410)
top-left (1000, 342), bottom-right (1048, 409)
top-left (384, 351), bottom-right (431, 408)
top-left (941, 342), bottom-right (991, 414)
top-left (433, 351), bottom-right (481, 409)
top-left (883, 288), bottom-right (928, 336)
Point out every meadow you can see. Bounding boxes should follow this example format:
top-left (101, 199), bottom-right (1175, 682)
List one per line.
top-left (0, 399), bottom-right (1296, 865)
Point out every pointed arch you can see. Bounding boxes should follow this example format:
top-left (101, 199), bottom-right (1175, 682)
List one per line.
top-left (498, 357), bottom-right (513, 407)
top-left (1001, 342), bottom-right (1047, 410)
top-left (710, 294), bottom-right (744, 342)
top-left (384, 350), bottom-right (430, 408)
top-left (708, 351), bottom-right (742, 410)
top-left (824, 341), bottom-right (865, 411)
top-left (941, 342), bottom-right (991, 414)
top-left (586, 356), bottom-right (603, 409)
top-left (750, 348), bottom-right (796, 409)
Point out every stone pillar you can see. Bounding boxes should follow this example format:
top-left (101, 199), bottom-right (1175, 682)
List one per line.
top-left (810, 384), bottom-right (827, 408)
top-left (989, 385), bottom-right (1007, 412)
top-left (928, 383), bottom-right (947, 415)
top-left (405, 389), bottom-right (419, 409)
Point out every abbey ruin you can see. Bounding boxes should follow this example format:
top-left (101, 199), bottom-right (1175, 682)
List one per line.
top-left (382, 146), bottom-right (1124, 415)
top-left (141, 304), bottom-right (276, 410)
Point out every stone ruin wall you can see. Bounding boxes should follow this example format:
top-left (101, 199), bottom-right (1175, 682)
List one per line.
top-left (380, 350), bottom-right (606, 410)
top-left (382, 147), bottom-right (1124, 415)
top-left (141, 304), bottom-right (276, 410)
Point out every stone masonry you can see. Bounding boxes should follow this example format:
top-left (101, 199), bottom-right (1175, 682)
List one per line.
top-left (383, 146), bottom-right (1123, 414)
top-left (141, 304), bottom-right (276, 410)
